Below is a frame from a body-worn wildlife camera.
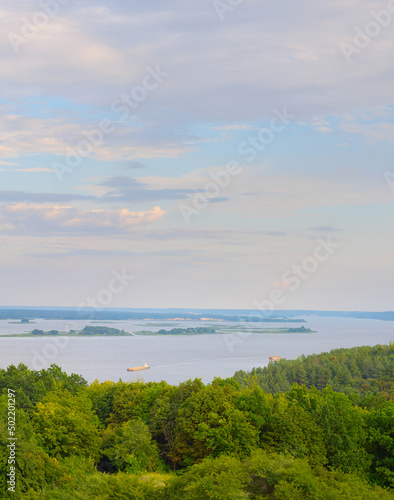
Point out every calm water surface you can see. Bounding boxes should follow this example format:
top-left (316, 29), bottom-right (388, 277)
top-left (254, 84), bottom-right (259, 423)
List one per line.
top-left (0, 317), bottom-right (392, 384)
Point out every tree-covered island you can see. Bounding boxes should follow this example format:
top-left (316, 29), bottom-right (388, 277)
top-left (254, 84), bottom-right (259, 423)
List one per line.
top-left (0, 325), bottom-right (315, 337)
top-left (134, 326), bottom-right (314, 336)
top-left (0, 326), bottom-right (132, 337)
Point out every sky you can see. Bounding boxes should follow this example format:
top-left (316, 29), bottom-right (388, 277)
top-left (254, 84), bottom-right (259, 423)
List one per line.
top-left (0, 0), bottom-right (393, 311)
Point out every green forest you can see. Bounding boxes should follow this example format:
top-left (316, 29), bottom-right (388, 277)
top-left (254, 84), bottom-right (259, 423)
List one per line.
top-left (155, 327), bottom-right (216, 335)
top-left (0, 343), bottom-right (393, 499)
top-left (0, 326), bottom-right (131, 337)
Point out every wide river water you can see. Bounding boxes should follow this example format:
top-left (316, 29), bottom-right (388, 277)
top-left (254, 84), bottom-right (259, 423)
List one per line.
top-left (0, 316), bottom-right (392, 384)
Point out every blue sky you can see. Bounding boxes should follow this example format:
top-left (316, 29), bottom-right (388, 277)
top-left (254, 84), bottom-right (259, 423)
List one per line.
top-left (0, 0), bottom-right (393, 310)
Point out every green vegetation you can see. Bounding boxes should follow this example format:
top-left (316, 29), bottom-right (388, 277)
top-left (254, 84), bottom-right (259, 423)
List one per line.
top-left (8, 319), bottom-right (35, 325)
top-left (0, 343), bottom-right (393, 498)
top-left (32, 329), bottom-right (59, 336)
top-left (233, 343), bottom-right (394, 398)
top-left (0, 306), bottom-right (309, 322)
top-left (135, 326), bottom-right (314, 335)
top-left (154, 327), bottom-right (215, 335)
top-left (78, 326), bottom-right (130, 336)
top-left (220, 326), bottom-right (314, 334)
top-left (0, 326), bottom-right (132, 337)
top-left (0, 324), bottom-right (315, 337)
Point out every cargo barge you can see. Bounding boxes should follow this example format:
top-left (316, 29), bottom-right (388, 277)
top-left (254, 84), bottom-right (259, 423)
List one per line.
top-left (127, 363), bottom-right (150, 372)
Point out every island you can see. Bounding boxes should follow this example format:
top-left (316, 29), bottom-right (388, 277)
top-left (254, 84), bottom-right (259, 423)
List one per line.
top-left (157, 327), bottom-right (215, 335)
top-left (134, 326), bottom-right (315, 335)
top-left (0, 325), bottom-right (315, 338)
top-left (8, 318), bottom-right (35, 324)
top-left (286, 326), bottom-right (313, 333)
top-left (76, 326), bottom-right (131, 336)
top-left (0, 326), bottom-right (132, 337)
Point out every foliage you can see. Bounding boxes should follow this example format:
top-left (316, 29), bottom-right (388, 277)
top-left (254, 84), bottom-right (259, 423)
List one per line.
top-left (80, 326), bottom-right (129, 336)
top-left (0, 364), bottom-right (87, 410)
top-left (101, 419), bottom-right (164, 473)
top-left (366, 399), bottom-right (394, 487)
top-left (156, 327), bottom-right (216, 335)
top-left (107, 380), bottom-right (170, 425)
top-left (233, 343), bottom-right (394, 400)
top-left (169, 455), bottom-right (249, 499)
top-left (33, 389), bottom-right (101, 461)
top-left (0, 345), bottom-right (393, 498)
top-left (169, 383), bottom-right (258, 466)
top-left (242, 450), bottom-right (393, 500)
top-left (84, 380), bottom-right (118, 426)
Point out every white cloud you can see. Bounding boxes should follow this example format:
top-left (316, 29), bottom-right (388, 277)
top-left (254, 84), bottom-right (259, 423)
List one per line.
top-left (14, 167), bottom-right (54, 173)
top-left (1, 0), bottom-right (394, 123)
top-left (0, 0), bottom-right (392, 310)
top-left (0, 114), bottom-right (190, 161)
top-left (0, 203), bottom-right (165, 235)
top-left (0, 160), bottom-right (18, 165)
top-left (146, 165), bottom-right (393, 215)
top-left (339, 110), bottom-right (394, 143)
top-left (212, 124), bottom-right (254, 131)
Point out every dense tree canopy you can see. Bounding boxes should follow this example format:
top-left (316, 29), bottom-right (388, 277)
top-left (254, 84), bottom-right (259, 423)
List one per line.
top-left (0, 343), bottom-right (393, 498)
top-left (233, 343), bottom-right (394, 399)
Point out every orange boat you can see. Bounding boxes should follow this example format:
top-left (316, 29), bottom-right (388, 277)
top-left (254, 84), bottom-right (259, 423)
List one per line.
top-left (127, 363), bottom-right (150, 372)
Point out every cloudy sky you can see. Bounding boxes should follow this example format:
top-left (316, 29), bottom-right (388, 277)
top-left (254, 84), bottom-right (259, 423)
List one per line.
top-left (0, 0), bottom-right (393, 310)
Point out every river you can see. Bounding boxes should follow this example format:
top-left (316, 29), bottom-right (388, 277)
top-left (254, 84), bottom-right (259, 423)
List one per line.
top-left (0, 316), bottom-right (392, 384)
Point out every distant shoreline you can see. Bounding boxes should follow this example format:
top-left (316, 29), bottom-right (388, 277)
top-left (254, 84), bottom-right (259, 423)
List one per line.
top-left (0, 307), bottom-right (392, 322)
top-left (0, 326), bottom-right (315, 337)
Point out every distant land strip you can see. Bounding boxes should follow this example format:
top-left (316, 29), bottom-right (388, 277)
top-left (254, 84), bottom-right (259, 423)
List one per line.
top-left (0, 326), bottom-right (315, 337)
top-left (0, 307), bottom-right (392, 321)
